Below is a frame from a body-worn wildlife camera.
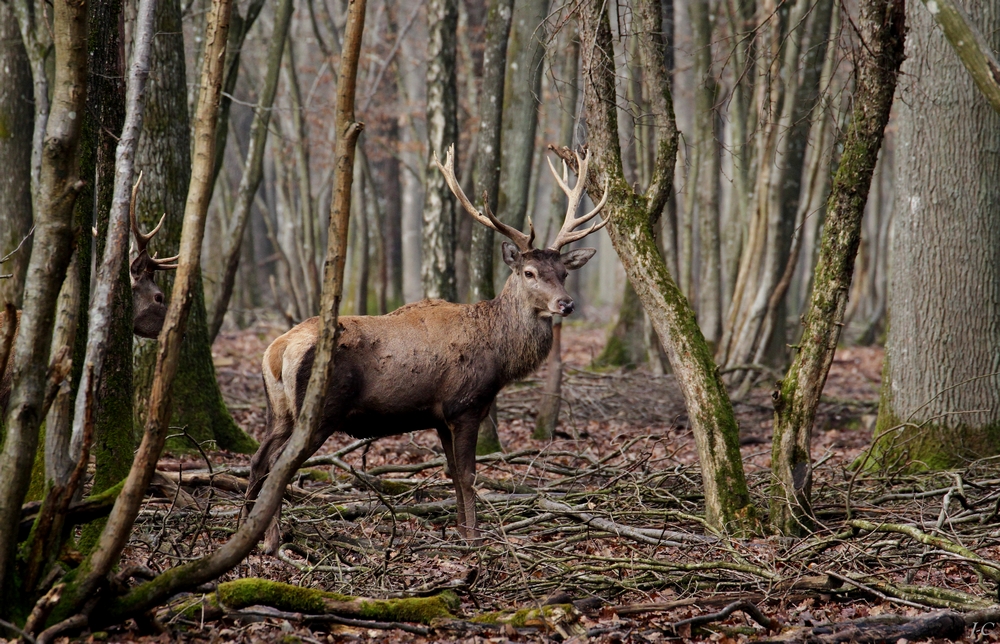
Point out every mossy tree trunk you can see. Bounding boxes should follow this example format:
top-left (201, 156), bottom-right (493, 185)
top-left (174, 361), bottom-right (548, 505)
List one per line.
top-left (0, 1), bottom-right (34, 310)
top-left (578, 0), bottom-right (754, 534)
top-left (770, 0), bottom-right (905, 535)
top-left (872, 0), bottom-right (1000, 471)
top-left (133, 0), bottom-right (255, 455)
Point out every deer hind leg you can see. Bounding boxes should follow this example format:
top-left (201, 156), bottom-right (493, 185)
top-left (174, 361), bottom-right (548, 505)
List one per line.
top-left (450, 418), bottom-right (482, 542)
top-left (245, 397), bottom-right (295, 554)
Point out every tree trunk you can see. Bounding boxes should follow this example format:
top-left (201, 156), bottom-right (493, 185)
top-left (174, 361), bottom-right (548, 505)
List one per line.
top-left (469, 0), bottom-right (514, 304)
top-left (595, 282), bottom-right (647, 369)
top-left (770, 0), bottom-right (905, 534)
top-left (132, 0), bottom-right (255, 454)
top-left (0, 1), bottom-right (34, 309)
top-left (497, 0), bottom-right (547, 238)
top-left (80, 0), bottom-right (130, 549)
top-left (0, 0), bottom-right (88, 611)
top-left (872, 0), bottom-right (1000, 470)
top-left (578, 0), bottom-right (753, 534)
top-left (421, 0), bottom-right (459, 302)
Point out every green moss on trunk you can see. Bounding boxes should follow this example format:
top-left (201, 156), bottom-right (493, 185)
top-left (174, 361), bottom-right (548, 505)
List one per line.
top-left (217, 579), bottom-right (458, 623)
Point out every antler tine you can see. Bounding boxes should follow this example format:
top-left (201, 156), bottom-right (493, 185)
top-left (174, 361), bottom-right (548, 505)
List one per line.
top-left (433, 144), bottom-right (534, 251)
top-left (130, 171), bottom-right (168, 250)
top-left (547, 149), bottom-right (610, 250)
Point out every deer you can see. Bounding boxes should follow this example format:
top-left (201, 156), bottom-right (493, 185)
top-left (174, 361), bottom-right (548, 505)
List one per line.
top-left (0, 183), bottom-right (178, 416)
top-left (245, 146), bottom-right (609, 553)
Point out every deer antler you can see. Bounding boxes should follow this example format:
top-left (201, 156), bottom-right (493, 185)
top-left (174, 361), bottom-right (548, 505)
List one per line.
top-left (433, 144), bottom-right (535, 252)
top-left (546, 149), bottom-right (609, 251)
top-left (130, 171), bottom-right (179, 271)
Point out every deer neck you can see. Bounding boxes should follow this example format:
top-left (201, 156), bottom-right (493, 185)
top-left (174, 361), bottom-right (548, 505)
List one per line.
top-left (478, 277), bottom-right (554, 384)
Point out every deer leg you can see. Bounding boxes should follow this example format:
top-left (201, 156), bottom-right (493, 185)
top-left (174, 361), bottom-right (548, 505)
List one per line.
top-left (450, 419), bottom-right (481, 542)
top-left (245, 409), bottom-right (294, 554)
top-left (435, 425), bottom-right (468, 536)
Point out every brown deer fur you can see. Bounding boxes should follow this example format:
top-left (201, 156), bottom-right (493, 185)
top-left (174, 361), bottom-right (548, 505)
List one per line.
top-left (248, 246), bottom-right (595, 552)
top-left (247, 146), bottom-right (608, 553)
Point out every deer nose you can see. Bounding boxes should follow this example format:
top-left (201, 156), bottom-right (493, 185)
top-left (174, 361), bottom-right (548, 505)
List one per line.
top-left (558, 299), bottom-right (575, 316)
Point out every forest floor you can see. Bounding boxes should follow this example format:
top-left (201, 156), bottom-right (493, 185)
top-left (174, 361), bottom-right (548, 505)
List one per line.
top-left (97, 323), bottom-right (1000, 643)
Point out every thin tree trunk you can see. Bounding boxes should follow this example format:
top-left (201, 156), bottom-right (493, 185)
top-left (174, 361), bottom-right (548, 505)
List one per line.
top-left (208, 0), bottom-right (294, 341)
top-left (9, 0), bottom-right (52, 216)
top-left (422, 0), bottom-right (459, 301)
top-left (0, 1), bottom-right (34, 309)
top-left (469, 0), bottom-right (513, 304)
top-left (770, 0), bottom-right (905, 535)
top-left (92, 0), bottom-right (366, 623)
top-left (0, 0), bottom-right (88, 609)
top-left (578, 0), bottom-right (753, 534)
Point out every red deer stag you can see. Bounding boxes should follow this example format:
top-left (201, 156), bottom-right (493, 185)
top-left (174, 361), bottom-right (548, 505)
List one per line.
top-left (0, 186), bottom-right (178, 415)
top-left (246, 146), bottom-right (608, 552)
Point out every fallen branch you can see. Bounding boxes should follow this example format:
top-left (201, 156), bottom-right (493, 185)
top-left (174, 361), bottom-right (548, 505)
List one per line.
top-left (538, 497), bottom-right (717, 546)
top-left (671, 600), bottom-right (780, 634)
top-left (759, 610), bottom-right (966, 643)
top-left (849, 519), bottom-right (1000, 582)
top-left (216, 578), bottom-right (458, 624)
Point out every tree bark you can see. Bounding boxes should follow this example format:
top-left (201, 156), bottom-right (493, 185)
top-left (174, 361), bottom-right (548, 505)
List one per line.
top-left (577, 0), bottom-right (753, 534)
top-left (132, 0), bottom-right (254, 454)
top-left (497, 0), bottom-right (547, 235)
top-left (873, 0), bottom-right (1000, 470)
top-left (207, 0), bottom-right (294, 340)
top-left (421, 0), bottom-right (459, 302)
top-left (917, 0), bottom-right (1000, 114)
top-left (0, 0), bottom-right (88, 610)
top-left (0, 1), bottom-right (34, 309)
top-left (73, 0), bottom-right (129, 553)
top-left (470, 0), bottom-right (514, 304)
top-left (770, 0), bottom-right (905, 534)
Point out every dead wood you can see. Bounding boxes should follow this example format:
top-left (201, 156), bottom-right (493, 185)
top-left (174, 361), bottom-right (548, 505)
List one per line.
top-left (671, 600), bottom-right (780, 634)
top-left (759, 610), bottom-right (967, 643)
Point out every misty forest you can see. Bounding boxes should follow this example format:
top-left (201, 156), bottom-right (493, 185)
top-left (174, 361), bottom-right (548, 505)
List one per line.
top-left (0, 0), bottom-right (999, 640)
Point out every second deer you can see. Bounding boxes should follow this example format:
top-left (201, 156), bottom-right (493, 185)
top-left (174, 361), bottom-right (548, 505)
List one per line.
top-left (246, 147), bottom-right (608, 552)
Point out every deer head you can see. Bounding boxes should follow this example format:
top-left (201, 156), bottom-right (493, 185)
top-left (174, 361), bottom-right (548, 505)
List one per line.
top-left (433, 145), bottom-right (608, 317)
top-left (129, 173), bottom-right (178, 338)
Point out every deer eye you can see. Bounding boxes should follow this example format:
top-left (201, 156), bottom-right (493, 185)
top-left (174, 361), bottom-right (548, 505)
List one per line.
top-left (524, 269), bottom-right (535, 279)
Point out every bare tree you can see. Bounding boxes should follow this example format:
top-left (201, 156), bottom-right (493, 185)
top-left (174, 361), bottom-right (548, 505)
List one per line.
top-left (770, 0), bottom-right (905, 534)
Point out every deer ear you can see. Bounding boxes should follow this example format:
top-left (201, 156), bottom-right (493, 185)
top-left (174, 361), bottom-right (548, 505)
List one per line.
top-left (561, 247), bottom-right (596, 270)
top-left (501, 241), bottom-right (521, 268)
top-left (130, 252), bottom-right (146, 280)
